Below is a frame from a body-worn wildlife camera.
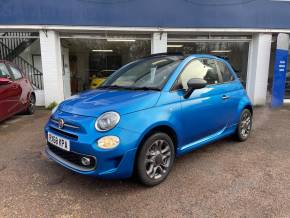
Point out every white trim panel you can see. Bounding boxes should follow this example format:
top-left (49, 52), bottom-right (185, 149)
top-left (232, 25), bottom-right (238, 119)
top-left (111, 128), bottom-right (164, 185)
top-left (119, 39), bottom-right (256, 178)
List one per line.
top-left (0, 25), bottom-right (290, 33)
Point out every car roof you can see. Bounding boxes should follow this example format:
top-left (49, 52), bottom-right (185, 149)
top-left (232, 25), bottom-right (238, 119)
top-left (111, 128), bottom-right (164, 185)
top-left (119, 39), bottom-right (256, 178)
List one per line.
top-left (184, 54), bottom-right (228, 62)
top-left (143, 53), bottom-right (228, 63)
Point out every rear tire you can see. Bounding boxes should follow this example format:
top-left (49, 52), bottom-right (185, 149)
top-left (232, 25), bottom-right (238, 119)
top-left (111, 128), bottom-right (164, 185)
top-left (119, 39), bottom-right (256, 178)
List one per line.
top-left (24, 94), bottom-right (36, 115)
top-left (136, 132), bottom-right (175, 186)
top-left (235, 109), bottom-right (252, 141)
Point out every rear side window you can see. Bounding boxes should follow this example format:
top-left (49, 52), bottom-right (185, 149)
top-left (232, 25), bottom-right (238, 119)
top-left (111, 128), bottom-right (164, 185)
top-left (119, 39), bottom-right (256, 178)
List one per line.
top-left (217, 61), bottom-right (234, 82)
top-left (0, 63), bottom-right (10, 78)
top-left (9, 65), bottom-right (23, 80)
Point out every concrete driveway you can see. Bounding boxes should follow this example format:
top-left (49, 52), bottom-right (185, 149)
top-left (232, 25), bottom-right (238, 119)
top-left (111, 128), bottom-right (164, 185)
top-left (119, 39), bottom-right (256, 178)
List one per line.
top-left (1, 107), bottom-right (290, 217)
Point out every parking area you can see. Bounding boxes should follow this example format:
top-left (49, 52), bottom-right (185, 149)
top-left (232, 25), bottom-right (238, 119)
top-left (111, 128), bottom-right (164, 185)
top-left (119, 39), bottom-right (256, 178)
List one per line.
top-left (1, 107), bottom-right (290, 217)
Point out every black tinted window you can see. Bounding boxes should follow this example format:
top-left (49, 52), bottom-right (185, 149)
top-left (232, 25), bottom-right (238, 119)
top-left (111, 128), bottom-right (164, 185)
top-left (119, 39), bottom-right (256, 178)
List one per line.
top-left (217, 61), bottom-right (234, 82)
top-left (9, 65), bottom-right (23, 80)
top-left (0, 63), bottom-right (10, 78)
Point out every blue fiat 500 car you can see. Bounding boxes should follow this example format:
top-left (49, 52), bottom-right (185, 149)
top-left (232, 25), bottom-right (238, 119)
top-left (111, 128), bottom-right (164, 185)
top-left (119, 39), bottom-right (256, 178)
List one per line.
top-left (45, 53), bottom-right (253, 186)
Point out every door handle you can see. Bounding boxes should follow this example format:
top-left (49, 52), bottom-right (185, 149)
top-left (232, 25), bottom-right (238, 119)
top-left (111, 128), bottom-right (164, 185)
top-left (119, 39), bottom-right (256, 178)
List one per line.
top-left (222, 95), bottom-right (230, 100)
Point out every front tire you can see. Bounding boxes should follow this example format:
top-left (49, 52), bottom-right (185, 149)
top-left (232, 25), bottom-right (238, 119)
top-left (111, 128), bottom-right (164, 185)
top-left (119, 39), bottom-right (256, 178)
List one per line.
top-left (236, 108), bottom-right (252, 141)
top-left (136, 132), bottom-right (175, 186)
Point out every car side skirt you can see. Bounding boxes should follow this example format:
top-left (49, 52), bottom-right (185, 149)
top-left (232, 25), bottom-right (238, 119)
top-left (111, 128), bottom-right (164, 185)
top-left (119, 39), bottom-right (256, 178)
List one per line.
top-left (176, 125), bottom-right (237, 156)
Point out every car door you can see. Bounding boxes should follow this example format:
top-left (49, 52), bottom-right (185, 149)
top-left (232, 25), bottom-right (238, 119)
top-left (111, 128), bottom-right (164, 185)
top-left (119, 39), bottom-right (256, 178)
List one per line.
top-left (6, 64), bottom-right (24, 114)
top-left (175, 58), bottom-right (231, 145)
top-left (0, 63), bottom-right (18, 120)
top-left (216, 60), bottom-right (243, 125)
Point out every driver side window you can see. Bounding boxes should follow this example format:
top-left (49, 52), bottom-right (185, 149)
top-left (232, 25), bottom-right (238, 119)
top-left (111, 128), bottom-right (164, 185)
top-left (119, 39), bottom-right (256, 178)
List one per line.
top-left (177, 58), bottom-right (221, 90)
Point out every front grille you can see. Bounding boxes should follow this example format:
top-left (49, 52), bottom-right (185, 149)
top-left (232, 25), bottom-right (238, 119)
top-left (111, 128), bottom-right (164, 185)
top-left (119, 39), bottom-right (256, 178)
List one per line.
top-left (50, 118), bottom-right (80, 130)
top-left (48, 143), bottom-right (96, 170)
top-left (49, 127), bottom-right (78, 140)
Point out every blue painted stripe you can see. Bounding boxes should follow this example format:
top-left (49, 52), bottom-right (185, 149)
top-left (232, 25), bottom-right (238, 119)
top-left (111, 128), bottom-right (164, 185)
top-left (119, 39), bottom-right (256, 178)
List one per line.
top-left (271, 49), bottom-right (289, 107)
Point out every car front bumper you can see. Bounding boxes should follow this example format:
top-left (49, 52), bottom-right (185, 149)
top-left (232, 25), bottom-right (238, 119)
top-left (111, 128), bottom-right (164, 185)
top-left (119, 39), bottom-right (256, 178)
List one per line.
top-left (44, 110), bottom-right (141, 179)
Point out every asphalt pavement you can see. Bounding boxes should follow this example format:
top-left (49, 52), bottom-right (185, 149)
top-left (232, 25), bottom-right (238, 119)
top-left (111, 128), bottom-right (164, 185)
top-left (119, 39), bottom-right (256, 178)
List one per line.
top-left (1, 107), bottom-right (290, 217)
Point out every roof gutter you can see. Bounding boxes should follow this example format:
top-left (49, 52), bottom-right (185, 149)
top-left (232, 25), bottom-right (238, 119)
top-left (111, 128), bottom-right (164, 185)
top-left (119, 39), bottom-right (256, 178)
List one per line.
top-left (0, 25), bottom-right (289, 33)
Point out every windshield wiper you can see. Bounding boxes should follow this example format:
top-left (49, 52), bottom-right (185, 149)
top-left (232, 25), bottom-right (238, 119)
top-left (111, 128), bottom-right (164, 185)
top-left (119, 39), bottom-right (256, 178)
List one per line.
top-left (98, 85), bottom-right (160, 91)
top-left (98, 85), bottom-right (123, 89)
top-left (126, 86), bottom-right (161, 91)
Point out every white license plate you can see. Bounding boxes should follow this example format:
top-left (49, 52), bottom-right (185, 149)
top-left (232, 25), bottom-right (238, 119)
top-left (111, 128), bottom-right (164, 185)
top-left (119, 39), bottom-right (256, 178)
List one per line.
top-left (48, 132), bottom-right (70, 151)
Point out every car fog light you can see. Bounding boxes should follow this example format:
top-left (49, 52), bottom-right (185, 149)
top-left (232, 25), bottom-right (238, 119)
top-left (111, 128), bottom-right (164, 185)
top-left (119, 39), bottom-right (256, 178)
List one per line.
top-left (81, 157), bottom-right (91, 166)
top-left (97, 136), bottom-right (120, 149)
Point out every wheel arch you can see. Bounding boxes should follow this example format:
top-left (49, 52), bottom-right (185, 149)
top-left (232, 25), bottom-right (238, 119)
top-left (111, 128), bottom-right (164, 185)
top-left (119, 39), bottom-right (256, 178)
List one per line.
top-left (26, 90), bottom-right (35, 100)
top-left (133, 124), bottom-right (178, 174)
top-left (138, 125), bottom-right (178, 150)
top-left (244, 104), bottom-right (253, 115)
top-left (30, 91), bottom-right (36, 98)
top-left (28, 91), bottom-right (36, 105)
top-left (235, 95), bottom-right (253, 124)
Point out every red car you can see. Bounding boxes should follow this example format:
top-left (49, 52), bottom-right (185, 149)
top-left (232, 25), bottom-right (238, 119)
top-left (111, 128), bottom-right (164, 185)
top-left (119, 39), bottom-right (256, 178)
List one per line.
top-left (0, 61), bottom-right (36, 122)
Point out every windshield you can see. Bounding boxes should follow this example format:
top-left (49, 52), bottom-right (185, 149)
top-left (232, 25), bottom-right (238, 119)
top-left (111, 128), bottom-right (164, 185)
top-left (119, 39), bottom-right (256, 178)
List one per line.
top-left (100, 56), bottom-right (182, 90)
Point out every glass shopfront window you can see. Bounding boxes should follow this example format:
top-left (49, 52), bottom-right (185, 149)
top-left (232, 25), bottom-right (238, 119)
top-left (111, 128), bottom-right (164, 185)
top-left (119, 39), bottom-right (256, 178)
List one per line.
top-left (167, 35), bottom-right (250, 87)
top-left (60, 34), bottom-right (151, 93)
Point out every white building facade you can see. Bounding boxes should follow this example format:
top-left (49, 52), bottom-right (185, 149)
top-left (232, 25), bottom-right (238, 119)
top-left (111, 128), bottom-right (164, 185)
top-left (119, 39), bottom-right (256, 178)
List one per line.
top-left (0, 0), bottom-right (290, 107)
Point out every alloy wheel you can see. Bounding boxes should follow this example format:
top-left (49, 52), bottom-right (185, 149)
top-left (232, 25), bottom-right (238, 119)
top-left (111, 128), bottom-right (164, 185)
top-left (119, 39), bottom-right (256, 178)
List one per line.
top-left (145, 139), bottom-right (172, 180)
top-left (28, 95), bottom-right (36, 114)
top-left (240, 110), bottom-right (252, 138)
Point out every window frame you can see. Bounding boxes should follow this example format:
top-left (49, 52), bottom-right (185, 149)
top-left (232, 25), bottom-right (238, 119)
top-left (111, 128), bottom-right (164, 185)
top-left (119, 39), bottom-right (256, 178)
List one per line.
top-left (7, 64), bottom-right (23, 81)
top-left (170, 57), bottom-right (224, 92)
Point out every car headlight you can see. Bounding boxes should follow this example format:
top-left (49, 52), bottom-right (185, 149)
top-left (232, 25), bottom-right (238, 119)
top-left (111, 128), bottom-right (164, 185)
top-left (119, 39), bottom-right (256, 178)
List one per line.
top-left (51, 105), bottom-right (59, 115)
top-left (95, 111), bottom-right (120, 131)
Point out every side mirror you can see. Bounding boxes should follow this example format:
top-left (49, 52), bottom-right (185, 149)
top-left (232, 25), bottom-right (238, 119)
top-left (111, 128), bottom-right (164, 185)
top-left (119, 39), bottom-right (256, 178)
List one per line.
top-left (0, 77), bottom-right (12, 85)
top-left (184, 78), bottom-right (207, 98)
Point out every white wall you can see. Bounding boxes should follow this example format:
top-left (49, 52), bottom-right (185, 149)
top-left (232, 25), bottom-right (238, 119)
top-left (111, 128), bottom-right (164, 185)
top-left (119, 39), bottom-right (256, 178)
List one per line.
top-left (34, 90), bottom-right (45, 106)
top-left (39, 30), bottom-right (65, 106)
top-left (151, 32), bottom-right (167, 54)
top-left (246, 33), bottom-right (272, 105)
top-left (62, 47), bottom-right (71, 99)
